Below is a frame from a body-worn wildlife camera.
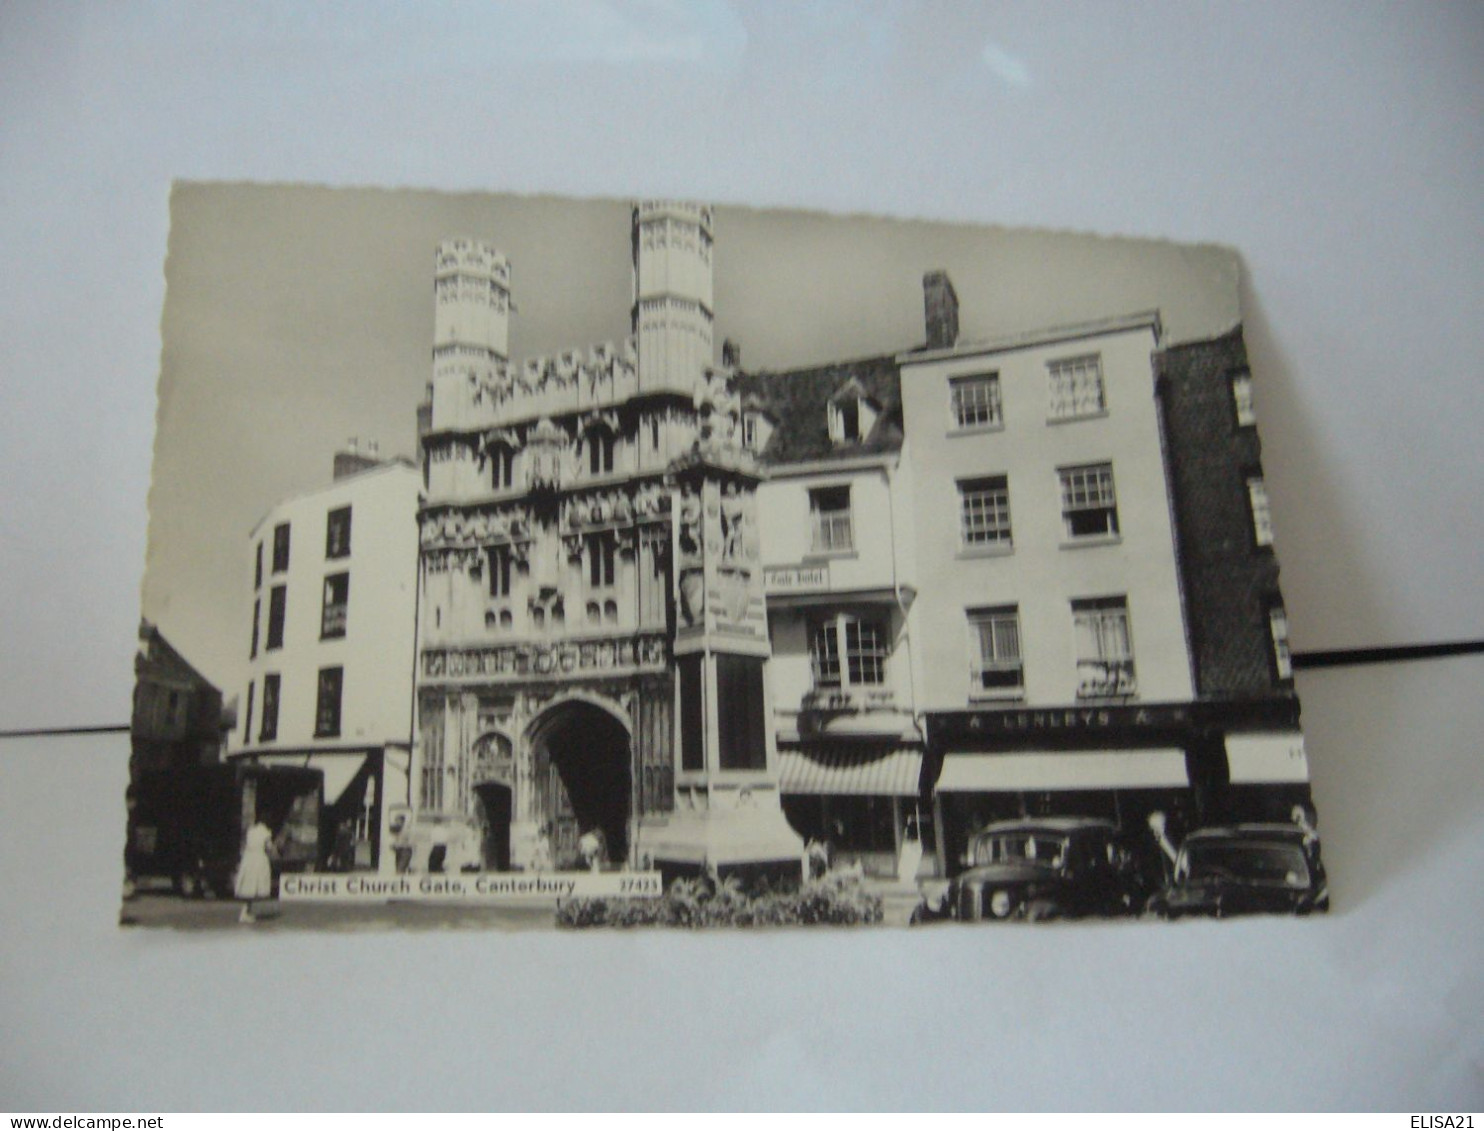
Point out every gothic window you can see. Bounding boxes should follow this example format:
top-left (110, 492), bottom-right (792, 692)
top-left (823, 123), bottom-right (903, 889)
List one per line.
top-left (638, 528), bottom-right (668, 628)
top-left (487, 545), bottom-right (512, 599)
top-left (489, 444), bottom-right (515, 491)
top-left (588, 427), bottom-right (615, 476)
top-left (420, 704), bottom-right (445, 811)
top-left (587, 533), bottom-right (617, 589)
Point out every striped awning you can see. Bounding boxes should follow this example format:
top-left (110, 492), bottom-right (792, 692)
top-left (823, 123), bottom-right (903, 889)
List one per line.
top-left (936, 748), bottom-right (1189, 792)
top-left (258, 752), bottom-right (369, 808)
top-left (779, 746), bottom-right (923, 797)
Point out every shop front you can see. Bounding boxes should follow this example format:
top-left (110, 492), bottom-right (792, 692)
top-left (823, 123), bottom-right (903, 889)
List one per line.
top-left (924, 698), bottom-right (1308, 877)
top-left (250, 746), bottom-right (386, 871)
top-left (778, 742), bottom-right (929, 879)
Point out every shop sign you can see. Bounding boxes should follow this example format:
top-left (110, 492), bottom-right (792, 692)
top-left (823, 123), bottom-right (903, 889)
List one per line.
top-left (764, 563), bottom-right (830, 593)
top-left (281, 871), bottom-right (663, 903)
top-left (932, 702), bottom-right (1192, 739)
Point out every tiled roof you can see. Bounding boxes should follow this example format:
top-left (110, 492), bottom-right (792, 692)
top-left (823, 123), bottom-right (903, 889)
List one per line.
top-left (735, 354), bottom-right (903, 466)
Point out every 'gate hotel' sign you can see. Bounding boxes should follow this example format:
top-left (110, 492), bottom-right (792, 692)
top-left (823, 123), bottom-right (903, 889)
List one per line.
top-left (764, 564), bottom-right (831, 593)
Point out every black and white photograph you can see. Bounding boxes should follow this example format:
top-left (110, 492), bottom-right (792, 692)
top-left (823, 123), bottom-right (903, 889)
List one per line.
top-left (7, 2), bottom-right (1484, 1113)
top-left (126, 187), bottom-right (1322, 931)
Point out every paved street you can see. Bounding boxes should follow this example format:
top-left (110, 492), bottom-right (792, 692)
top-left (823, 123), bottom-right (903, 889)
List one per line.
top-left (120, 890), bottom-right (558, 931)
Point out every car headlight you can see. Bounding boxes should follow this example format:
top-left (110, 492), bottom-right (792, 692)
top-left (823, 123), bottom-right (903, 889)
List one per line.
top-left (989, 889), bottom-right (1012, 919)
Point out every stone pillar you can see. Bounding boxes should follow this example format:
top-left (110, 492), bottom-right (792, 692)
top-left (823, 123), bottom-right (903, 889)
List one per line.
top-left (642, 368), bottom-right (803, 883)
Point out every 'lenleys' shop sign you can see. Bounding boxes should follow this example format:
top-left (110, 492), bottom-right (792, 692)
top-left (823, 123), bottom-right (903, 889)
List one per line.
top-left (764, 564), bottom-right (831, 594)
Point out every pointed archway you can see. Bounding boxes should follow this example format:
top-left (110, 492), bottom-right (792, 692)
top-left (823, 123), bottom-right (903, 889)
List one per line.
top-left (528, 699), bottom-right (632, 869)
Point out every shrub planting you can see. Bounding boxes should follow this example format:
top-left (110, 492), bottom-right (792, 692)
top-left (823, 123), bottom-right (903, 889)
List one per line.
top-left (556, 871), bottom-right (883, 929)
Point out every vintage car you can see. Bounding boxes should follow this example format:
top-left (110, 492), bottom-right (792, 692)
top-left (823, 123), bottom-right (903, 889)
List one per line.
top-left (914, 817), bottom-right (1150, 924)
top-left (1146, 823), bottom-right (1328, 919)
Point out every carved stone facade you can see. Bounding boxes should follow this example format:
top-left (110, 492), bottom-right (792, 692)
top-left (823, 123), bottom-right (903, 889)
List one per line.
top-left (412, 202), bottom-right (801, 877)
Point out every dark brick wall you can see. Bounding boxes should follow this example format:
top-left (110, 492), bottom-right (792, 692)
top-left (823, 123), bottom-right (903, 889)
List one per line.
top-left (1156, 327), bottom-right (1290, 699)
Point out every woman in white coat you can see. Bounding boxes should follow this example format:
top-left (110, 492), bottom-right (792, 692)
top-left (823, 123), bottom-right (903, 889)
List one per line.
top-left (234, 817), bottom-right (276, 923)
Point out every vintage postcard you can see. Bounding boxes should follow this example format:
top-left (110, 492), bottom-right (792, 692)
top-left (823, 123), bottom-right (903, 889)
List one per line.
top-left (125, 185), bottom-right (1323, 929)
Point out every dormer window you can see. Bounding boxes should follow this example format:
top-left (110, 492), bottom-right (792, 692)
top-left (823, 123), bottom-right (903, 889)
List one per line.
top-left (741, 410), bottom-right (775, 453)
top-left (831, 399), bottom-right (859, 443)
top-left (826, 383), bottom-right (879, 446)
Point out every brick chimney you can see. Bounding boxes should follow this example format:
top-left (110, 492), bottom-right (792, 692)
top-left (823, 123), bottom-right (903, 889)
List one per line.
top-left (924, 271), bottom-right (959, 350)
top-left (333, 437), bottom-right (382, 481)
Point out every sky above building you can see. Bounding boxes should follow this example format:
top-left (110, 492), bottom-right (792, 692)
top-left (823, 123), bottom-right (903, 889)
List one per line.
top-left (142, 183), bottom-right (1240, 693)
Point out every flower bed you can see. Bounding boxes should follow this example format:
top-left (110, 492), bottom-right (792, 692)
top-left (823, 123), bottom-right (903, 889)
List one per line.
top-left (556, 872), bottom-right (884, 929)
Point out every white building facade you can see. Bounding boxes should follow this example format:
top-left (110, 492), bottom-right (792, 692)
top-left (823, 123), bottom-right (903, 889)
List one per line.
top-left (735, 358), bottom-right (928, 878)
top-left (230, 453), bottom-right (421, 872)
top-left (896, 308), bottom-right (1208, 871)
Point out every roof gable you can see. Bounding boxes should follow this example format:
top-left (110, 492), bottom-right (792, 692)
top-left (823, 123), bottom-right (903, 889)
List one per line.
top-left (735, 354), bottom-right (903, 467)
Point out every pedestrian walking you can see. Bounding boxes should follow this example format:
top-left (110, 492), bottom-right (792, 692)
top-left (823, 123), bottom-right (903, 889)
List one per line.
top-left (234, 816), bottom-right (277, 923)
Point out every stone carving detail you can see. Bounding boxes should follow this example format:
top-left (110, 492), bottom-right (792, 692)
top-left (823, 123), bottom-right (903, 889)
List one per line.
top-left (678, 569), bottom-right (705, 627)
top-left (478, 427), bottom-right (523, 459)
top-left (677, 483), bottom-right (702, 565)
top-left (524, 417), bottom-right (571, 492)
top-left (426, 547), bottom-right (487, 575)
top-left (461, 339), bottom-right (639, 418)
top-left (694, 366), bottom-right (741, 449)
top-left (422, 633), bottom-right (670, 681)
top-left (720, 481), bottom-right (749, 562)
top-left (631, 480), bottom-right (671, 519)
top-left (421, 505), bottom-right (531, 551)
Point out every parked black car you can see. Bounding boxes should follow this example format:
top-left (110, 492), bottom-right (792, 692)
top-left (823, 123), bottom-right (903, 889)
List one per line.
top-left (1146, 823), bottom-right (1328, 919)
top-left (914, 817), bottom-right (1151, 923)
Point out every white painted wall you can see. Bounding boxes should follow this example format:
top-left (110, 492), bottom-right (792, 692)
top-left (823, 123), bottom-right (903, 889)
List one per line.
top-left (900, 321), bottom-right (1194, 710)
top-left (759, 461), bottom-right (918, 738)
top-left (233, 462), bottom-right (421, 753)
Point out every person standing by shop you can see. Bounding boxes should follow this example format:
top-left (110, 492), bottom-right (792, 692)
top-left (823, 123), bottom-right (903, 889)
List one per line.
top-left (897, 816), bottom-right (924, 884)
top-left (234, 815), bottom-right (277, 924)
